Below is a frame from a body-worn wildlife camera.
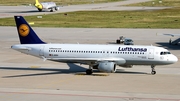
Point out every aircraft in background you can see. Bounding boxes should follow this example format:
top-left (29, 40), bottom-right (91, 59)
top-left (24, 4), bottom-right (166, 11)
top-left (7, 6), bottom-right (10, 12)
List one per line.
top-left (163, 34), bottom-right (180, 45)
top-left (34, 0), bottom-right (60, 12)
top-left (12, 16), bottom-right (178, 75)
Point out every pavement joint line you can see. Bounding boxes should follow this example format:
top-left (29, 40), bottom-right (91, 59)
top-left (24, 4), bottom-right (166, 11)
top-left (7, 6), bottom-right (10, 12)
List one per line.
top-left (0, 90), bottom-right (179, 101)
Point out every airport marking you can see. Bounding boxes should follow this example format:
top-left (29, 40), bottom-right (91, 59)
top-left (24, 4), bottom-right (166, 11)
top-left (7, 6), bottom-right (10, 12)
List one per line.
top-left (0, 91), bottom-right (179, 101)
top-left (29, 66), bottom-right (41, 68)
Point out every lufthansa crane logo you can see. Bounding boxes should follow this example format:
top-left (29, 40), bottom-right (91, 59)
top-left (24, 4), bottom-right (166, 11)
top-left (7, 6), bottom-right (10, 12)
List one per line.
top-left (19, 24), bottom-right (30, 37)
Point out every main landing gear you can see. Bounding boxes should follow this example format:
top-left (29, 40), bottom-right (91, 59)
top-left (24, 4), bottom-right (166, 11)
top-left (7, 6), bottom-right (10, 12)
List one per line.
top-left (86, 69), bottom-right (93, 75)
top-left (86, 66), bottom-right (93, 75)
top-left (50, 9), bottom-right (53, 12)
top-left (169, 38), bottom-right (172, 45)
top-left (151, 65), bottom-right (156, 75)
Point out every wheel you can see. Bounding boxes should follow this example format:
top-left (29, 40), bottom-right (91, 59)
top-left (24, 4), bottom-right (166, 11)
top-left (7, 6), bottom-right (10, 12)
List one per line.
top-left (116, 39), bottom-right (120, 44)
top-left (151, 71), bottom-right (156, 75)
top-left (86, 69), bottom-right (93, 75)
top-left (50, 9), bottom-right (53, 12)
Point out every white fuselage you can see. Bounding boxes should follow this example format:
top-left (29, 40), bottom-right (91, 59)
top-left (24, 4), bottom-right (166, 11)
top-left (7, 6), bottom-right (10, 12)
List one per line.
top-left (11, 44), bottom-right (178, 66)
top-left (41, 2), bottom-right (56, 9)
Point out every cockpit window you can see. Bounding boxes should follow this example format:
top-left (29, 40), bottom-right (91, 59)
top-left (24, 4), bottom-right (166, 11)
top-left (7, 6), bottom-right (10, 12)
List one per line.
top-left (160, 52), bottom-right (171, 55)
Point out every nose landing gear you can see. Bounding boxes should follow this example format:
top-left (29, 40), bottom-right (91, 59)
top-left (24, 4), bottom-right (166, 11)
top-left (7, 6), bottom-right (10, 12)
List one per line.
top-left (151, 65), bottom-right (156, 75)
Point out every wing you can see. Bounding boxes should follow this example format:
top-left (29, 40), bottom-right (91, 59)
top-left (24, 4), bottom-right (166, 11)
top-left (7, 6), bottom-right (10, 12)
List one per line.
top-left (46, 57), bottom-right (126, 65)
top-left (163, 34), bottom-right (180, 37)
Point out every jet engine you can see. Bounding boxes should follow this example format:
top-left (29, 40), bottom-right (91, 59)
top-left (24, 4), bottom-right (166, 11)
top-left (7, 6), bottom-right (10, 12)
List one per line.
top-left (55, 7), bottom-right (60, 11)
top-left (97, 61), bottom-right (116, 73)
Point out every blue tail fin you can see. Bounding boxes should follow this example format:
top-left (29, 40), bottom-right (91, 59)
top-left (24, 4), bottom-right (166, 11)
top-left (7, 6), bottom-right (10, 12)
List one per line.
top-left (14, 16), bottom-right (45, 44)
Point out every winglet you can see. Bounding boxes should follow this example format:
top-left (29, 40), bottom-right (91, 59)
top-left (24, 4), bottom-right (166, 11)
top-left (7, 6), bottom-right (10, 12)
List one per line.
top-left (14, 16), bottom-right (45, 44)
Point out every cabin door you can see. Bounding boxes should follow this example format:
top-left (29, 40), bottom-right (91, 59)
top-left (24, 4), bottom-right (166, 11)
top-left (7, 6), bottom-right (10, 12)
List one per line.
top-left (39, 46), bottom-right (44, 56)
top-left (148, 48), bottom-right (154, 59)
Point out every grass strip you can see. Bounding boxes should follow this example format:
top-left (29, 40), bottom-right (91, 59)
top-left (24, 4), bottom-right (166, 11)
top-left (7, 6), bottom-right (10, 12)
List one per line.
top-left (0, 0), bottom-right (123, 6)
top-left (0, 7), bottom-right (179, 28)
top-left (126, 0), bottom-right (180, 7)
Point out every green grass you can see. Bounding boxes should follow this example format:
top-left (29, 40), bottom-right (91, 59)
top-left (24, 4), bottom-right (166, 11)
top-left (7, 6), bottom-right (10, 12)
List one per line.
top-left (0, 0), bottom-right (123, 6)
top-left (126, 0), bottom-right (180, 7)
top-left (0, 7), bottom-right (180, 28)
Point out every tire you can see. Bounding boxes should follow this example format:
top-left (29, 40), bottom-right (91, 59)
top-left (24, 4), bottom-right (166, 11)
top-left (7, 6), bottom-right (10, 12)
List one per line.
top-left (151, 71), bottom-right (156, 75)
top-left (86, 69), bottom-right (93, 75)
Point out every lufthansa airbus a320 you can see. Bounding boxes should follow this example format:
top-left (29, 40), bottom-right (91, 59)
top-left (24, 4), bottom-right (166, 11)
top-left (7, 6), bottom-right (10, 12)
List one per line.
top-left (11, 16), bottom-right (178, 75)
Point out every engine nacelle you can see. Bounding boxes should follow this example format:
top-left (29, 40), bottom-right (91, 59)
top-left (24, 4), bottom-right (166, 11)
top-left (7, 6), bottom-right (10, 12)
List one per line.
top-left (98, 61), bottom-right (116, 73)
top-left (55, 7), bottom-right (60, 11)
top-left (119, 65), bottom-right (133, 68)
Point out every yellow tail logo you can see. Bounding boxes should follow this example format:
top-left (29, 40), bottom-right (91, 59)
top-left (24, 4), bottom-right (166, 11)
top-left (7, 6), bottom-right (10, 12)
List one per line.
top-left (18, 24), bottom-right (30, 37)
top-left (34, 0), bottom-right (43, 10)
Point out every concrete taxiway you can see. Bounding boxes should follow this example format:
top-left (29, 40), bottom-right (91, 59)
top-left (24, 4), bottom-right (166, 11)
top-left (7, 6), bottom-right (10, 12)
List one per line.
top-left (0, 27), bottom-right (180, 101)
top-left (0, 0), bottom-right (171, 18)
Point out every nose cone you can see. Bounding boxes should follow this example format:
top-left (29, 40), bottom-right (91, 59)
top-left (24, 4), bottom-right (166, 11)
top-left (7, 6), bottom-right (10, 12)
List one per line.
top-left (170, 55), bottom-right (178, 63)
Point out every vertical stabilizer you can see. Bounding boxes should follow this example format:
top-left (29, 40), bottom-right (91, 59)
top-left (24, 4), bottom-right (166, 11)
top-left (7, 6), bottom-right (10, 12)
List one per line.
top-left (14, 16), bottom-right (45, 44)
top-left (34, 0), bottom-right (43, 11)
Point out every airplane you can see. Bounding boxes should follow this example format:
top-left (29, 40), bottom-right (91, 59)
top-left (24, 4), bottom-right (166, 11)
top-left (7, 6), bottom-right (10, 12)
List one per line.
top-left (163, 34), bottom-right (180, 45)
top-left (11, 16), bottom-right (178, 75)
top-left (34, 0), bottom-right (60, 12)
